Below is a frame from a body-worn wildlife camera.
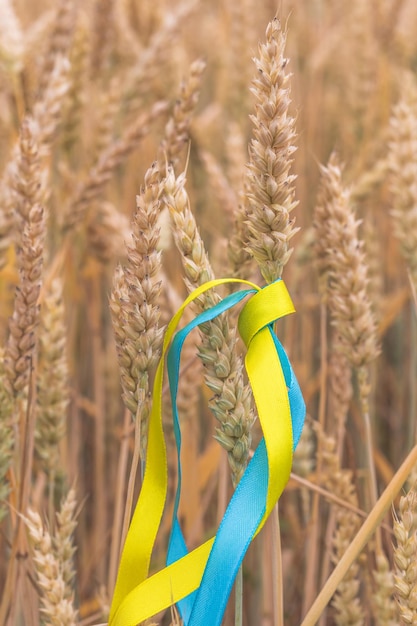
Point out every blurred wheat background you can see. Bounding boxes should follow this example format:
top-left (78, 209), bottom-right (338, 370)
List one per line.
top-left (1, 0), bottom-right (417, 624)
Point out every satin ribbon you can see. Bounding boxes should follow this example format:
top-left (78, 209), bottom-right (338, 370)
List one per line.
top-left (109, 278), bottom-right (305, 626)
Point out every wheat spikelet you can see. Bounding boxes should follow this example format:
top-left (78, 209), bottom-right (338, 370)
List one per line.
top-left (37, 0), bottom-right (76, 95)
top-left (313, 153), bottom-right (345, 293)
top-left (393, 488), bottom-right (417, 624)
top-left (90, 0), bottom-right (115, 76)
top-left (159, 58), bottom-right (206, 170)
top-left (4, 203), bottom-right (45, 396)
top-left (35, 277), bottom-right (69, 477)
top-left (244, 17), bottom-right (299, 284)
top-left (388, 94), bottom-right (417, 291)
top-left (164, 168), bottom-right (254, 486)
top-left (0, 196), bottom-right (14, 269)
top-left (110, 162), bottom-right (164, 451)
top-left (225, 0), bottom-right (252, 120)
top-left (313, 154), bottom-right (381, 564)
top-left (313, 155), bottom-right (379, 373)
top-left (0, 55), bottom-right (69, 267)
top-left (372, 552), bottom-right (398, 626)
top-left (61, 11), bottom-right (90, 155)
top-left (66, 100), bottom-right (168, 231)
top-left (0, 0), bottom-right (24, 75)
top-left (0, 116), bottom-right (43, 265)
top-left (90, 76), bottom-right (121, 166)
top-left (199, 148), bottom-right (237, 222)
top-left (328, 347), bottom-right (353, 444)
top-left (54, 488), bottom-right (77, 593)
top-left (225, 121), bottom-right (246, 196)
top-left (0, 349), bottom-right (14, 521)
top-left (33, 55), bottom-right (71, 152)
top-left (123, 1), bottom-right (197, 116)
top-left (87, 201), bottom-right (131, 265)
top-left (25, 490), bottom-right (78, 626)
top-left (315, 425), bottom-right (365, 626)
top-left (344, 0), bottom-right (378, 140)
top-left (13, 117), bottom-right (44, 225)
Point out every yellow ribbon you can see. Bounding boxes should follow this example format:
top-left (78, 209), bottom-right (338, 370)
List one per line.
top-left (109, 278), bottom-right (295, 625)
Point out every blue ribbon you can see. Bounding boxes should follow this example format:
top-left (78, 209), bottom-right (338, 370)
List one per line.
top-left (166, 282), bottom-right (305, 625)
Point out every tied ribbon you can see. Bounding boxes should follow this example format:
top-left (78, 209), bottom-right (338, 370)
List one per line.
top-left (109, 278), bottom-right (305, 626)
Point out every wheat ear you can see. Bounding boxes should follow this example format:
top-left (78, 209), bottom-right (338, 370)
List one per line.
top-left (393, 488), bottom-right (417, 624)
top-left (25, 489), bottom-right (78, 626)
top-left (244, 17), bottom-right (299, 284)
top-left (35, 277), bottom-right (69, 481)
top-left (388, 95), bottom-right (417, 294)
top-left (110, 162), bottom-right (165, 451)
top-left (314, 424), bottom-right (365, 626)
top-left (4, 204), bottom-right (45, 396)
top-left (66, 100), bottom-right (168, 231)
top-left (164, 168), bottom-right (254, 487)
top-left (37, 0), bottom-right (76, 95)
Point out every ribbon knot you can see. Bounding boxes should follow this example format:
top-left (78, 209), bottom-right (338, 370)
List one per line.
top-left (109, 278), bottom-right (305, 626)
top-left (238, 279), bottom-right (295, 347)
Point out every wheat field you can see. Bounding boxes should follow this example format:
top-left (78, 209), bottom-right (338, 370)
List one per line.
top-left (1, 0), bottom-right (417, 624)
